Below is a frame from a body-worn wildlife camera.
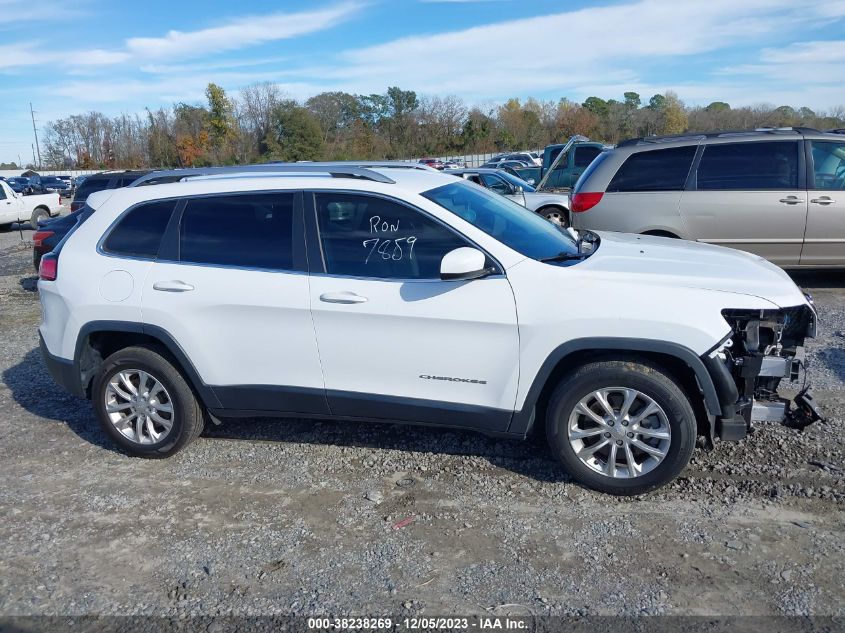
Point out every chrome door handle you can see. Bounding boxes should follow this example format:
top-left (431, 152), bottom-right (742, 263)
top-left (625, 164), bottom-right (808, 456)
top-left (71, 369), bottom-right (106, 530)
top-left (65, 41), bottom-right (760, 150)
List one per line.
top-left (810, 197), bottom-right (835, 205)
top-left (778, 196), bottom-right (805, 205)
top-left (319, 291), bottom-right (368, 304)
top-left (153, 280), bottom-right (195, 292)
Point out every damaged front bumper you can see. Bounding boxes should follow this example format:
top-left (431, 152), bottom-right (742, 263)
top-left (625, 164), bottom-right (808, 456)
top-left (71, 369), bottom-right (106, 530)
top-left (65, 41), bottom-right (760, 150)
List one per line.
top-left (703, 302), bottom-right (825, 441)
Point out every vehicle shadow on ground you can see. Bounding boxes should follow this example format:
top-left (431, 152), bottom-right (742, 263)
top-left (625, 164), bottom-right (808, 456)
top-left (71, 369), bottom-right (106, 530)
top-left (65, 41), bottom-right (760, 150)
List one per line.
top-left (3, 348), bottom-right (571, 483)
top-left (788, 270), bottom-right (845, 289)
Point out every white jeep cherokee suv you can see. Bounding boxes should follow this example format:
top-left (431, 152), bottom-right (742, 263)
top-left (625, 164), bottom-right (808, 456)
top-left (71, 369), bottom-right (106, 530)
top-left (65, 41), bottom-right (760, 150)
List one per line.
top-left (38, 164), bottom-right (822, 495)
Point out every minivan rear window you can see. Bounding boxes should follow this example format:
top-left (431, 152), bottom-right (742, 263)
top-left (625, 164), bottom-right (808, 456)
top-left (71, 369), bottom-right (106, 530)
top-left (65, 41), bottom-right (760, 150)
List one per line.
top-left (696, 141), bottom-right (799, 190)
top-left (606, 146), bottom-right (697, 192)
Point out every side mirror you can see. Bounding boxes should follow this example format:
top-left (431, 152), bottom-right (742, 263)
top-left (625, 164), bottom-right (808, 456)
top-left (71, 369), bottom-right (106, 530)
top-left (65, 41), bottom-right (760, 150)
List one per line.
top-left (440, 247), bottom-right (492, 281)
top-left (526, 179), bottom-right (536, 186)
top-left (513, 185), bottom-right (523, 194)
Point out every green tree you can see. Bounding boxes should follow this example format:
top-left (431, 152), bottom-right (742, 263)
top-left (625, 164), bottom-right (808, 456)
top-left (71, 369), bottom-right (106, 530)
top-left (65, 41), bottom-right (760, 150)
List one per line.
top-left (264, 104), bottom-right (324, 162)
top-left (648, 94), bottom-right (667, 111)
top-left (705, 101), bottom-right (730, 113)
top-left (205, 83), bottom-right (236, 162)
top-left (582, 96), bottom-right (609, 117)
top-left (623, 92), bottom-right (641, 109)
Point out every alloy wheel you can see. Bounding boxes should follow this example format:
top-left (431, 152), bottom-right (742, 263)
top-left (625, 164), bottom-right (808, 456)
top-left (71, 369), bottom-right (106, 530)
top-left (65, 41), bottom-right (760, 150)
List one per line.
top-left (567, 387), bottom-right (671, 478)
top-left (104, 369), bottom-right (175, 445)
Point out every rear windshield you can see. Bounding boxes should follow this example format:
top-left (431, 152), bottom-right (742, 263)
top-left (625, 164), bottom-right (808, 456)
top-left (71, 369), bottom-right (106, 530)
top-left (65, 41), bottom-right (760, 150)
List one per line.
top-left (73, 178), bottom-right (111, 200)
top-left (606, 146), bottom-right (697, 192)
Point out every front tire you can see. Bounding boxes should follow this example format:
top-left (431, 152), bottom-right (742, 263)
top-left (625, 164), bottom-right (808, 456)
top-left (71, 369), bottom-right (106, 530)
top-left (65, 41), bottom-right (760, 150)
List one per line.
top-left (546, 359), bottom-right (697, 495)
top-left (538, 206), bottom-right (569, 229)
top-left (92, 346), bottom-right (204, 457)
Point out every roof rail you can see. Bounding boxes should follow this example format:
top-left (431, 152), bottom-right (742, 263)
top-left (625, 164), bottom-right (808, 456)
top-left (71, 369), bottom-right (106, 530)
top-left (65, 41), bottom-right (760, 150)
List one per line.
top-left (129, 164), bottom-right (398, 187)
top-left (826, 128), bottom-right (845, 135)
top-left (617, 126), bottom-right (825, 147)
top-left (616, 134), bottom-right (706, 147)
top-left (268, 160), bottom-right (437, 171)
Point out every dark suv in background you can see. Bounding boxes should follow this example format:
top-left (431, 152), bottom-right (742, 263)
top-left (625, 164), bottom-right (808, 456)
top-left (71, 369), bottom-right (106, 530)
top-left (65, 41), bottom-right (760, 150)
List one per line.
top-left (569, 127), bottom-right (845, 267)
top-left (69, 171), bottom-right (150, 212)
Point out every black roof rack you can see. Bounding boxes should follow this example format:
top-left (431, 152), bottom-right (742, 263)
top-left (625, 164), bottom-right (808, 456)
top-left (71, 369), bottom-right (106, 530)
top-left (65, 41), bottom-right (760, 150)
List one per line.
top-left (129, 164), bottom-right (399, 187)
top-left (267, 160), bottom-right (436, 171)
top-left (617, 127), bottom-right (823, 148)
top-left (826, 128), bottom-right (845, 135)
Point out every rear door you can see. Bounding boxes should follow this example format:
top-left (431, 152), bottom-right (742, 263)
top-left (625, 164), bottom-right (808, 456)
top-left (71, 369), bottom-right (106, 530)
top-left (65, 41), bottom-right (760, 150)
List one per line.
top-left (306, 190), bottom-right (519, 432)
top-left (141, 191), bottom-right (328, 414)
top-left (680, 140), bottom-right (807, 265)
top-left (801, 139), bottom-right (845, 265)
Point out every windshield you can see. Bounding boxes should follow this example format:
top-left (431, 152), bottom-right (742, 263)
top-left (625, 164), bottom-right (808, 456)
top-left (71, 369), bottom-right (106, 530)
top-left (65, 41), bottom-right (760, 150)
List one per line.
top-left (495, 170), bottom-right (536, 192)
top-left (422, 181), bottom-right (580, 261)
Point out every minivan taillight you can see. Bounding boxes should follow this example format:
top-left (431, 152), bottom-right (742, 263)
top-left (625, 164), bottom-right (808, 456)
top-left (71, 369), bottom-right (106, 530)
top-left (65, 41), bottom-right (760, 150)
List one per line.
top-left (39, 254), bottom-right (58, 281)
top-left (570, 192), bottom-right (604, 213)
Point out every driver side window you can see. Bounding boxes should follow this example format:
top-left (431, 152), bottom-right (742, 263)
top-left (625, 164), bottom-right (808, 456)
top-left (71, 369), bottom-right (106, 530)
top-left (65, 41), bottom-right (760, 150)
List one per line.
top-left (480, 174), bottom-right (512, 196)
top-left (314, 193), bottom-right (469, 280)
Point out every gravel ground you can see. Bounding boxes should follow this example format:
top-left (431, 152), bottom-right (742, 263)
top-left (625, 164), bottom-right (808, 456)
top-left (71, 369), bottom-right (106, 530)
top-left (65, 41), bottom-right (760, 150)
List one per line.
top-left (0, 219), bottom-right (843, 619)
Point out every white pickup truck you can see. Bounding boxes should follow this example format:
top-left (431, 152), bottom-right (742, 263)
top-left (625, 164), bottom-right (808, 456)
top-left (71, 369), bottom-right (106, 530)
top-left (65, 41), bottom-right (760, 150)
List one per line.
top-left (0, 180), bottom-right (61, 229)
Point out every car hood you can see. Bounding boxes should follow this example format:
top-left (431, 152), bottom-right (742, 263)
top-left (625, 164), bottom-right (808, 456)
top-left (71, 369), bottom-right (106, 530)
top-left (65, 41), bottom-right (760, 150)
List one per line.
top-left (581, 231), bottom-right (808, 308)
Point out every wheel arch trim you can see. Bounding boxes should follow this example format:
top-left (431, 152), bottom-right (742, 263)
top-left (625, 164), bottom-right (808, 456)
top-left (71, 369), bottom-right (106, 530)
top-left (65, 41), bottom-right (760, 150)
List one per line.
top-left (72, 320), bottom-right (221, 408)
top-left (508, 337), bottom-right (722, 435)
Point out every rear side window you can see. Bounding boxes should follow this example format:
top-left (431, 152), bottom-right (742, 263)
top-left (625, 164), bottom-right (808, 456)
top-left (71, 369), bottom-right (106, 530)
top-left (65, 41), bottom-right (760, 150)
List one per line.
top-left (696, 141), bottom-right (799, 190)
top-left (607, 146), bottom-right (697, 192)
top-left (179, 193), bottom-right (294, 270)
top-left (74, 178), bottom-right (111, 200)
top-left (102, 199), bottom-right (176, 258)
top-left (574, 146), bottom-right (602, 168)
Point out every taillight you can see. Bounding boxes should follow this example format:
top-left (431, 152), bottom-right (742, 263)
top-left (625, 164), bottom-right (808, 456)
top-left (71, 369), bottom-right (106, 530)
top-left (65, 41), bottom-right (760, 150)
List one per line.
top-left (32, 230), bottom-right (54, 248)
top-left (39, 254), bottom-right (58, 281)
top-left (570, 192), bottom-right (604, 213)
top-left (70, 201), bottom-right (81, 212)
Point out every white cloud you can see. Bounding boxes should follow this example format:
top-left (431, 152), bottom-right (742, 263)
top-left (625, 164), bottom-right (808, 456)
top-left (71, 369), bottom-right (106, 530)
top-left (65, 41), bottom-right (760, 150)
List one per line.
top-left (125, 2), bottom-right (363, 60)
top-left (301, 0), bottom-right (845, 106)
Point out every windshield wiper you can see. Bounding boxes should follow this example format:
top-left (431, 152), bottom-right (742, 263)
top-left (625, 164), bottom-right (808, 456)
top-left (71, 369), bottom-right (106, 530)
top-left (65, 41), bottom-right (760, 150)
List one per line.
top-left (539, 252), bottom-right (588, 263)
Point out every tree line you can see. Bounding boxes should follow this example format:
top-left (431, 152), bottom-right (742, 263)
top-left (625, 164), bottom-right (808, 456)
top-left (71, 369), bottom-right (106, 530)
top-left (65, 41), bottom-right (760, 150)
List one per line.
top-left (27, 83), bottom-right (845, 170)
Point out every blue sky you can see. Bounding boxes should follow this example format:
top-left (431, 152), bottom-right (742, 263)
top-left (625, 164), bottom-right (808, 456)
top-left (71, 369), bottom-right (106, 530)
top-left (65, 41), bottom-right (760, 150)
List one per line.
top-left (1, 0), bottom-right (844, 164)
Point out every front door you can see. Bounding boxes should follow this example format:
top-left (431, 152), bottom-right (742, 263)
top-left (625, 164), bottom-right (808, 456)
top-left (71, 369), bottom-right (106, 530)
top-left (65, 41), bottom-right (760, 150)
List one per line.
top-left (680, 140), bottom-right (807, 265)
top-left (306, 191), bottom-right (520, 432)
top-left (802, 139), bottom-right (845, 265)
top-left (142, 191), bottom-right (328, 414)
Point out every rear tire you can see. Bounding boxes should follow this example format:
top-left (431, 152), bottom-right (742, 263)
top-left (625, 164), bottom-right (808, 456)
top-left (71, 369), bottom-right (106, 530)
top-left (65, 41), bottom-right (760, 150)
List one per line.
top-left (30, 207), bottom-right (49, 229)
top-left (92, 346), bottom-right (204, 458)
top-left (538, 206), bottom-right (569, 229)
top-left (546, 359), bottom-right (696, 495)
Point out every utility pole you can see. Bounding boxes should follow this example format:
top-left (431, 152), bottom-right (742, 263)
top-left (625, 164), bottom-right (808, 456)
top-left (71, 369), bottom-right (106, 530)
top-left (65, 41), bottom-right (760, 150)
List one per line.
top-left (31, 144), bottom-right (36, 167)
top-left (30, 102), bottom-right (42, 169)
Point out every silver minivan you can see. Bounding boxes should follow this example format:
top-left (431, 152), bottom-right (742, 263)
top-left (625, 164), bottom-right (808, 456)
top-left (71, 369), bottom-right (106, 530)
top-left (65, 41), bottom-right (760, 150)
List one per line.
top-left (569, 128), bottom-right (845, 267)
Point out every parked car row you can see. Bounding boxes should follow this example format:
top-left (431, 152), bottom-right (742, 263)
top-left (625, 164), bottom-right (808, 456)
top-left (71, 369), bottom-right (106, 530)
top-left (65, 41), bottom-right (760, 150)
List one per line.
top-left (418, 158), bottom-right (466, 170)
top-left (0, 173), bottom-right (83, 197)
